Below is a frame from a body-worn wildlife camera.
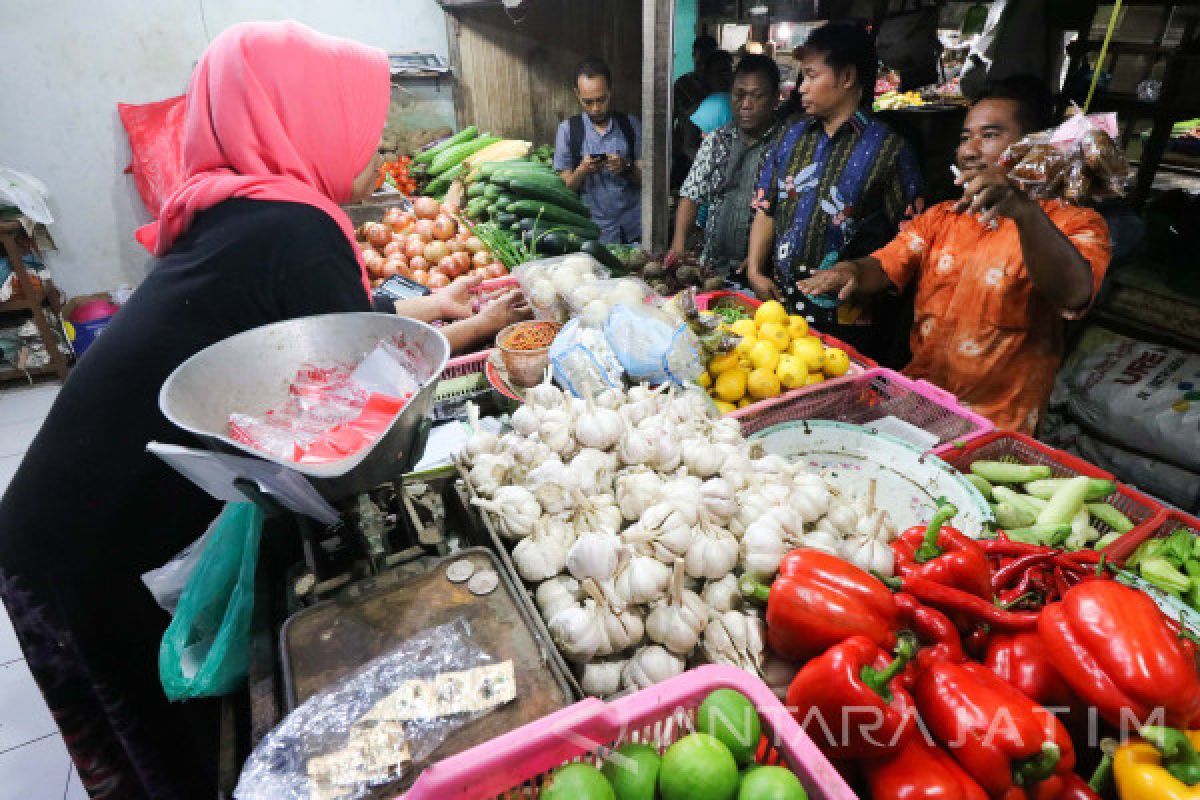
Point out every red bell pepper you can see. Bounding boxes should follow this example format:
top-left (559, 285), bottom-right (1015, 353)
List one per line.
top-left (1038, 580), bottom-right (1200, 729)
top-left (893, 503), bottom-right (994, 599)
top-left (740, 549), bottom-right (898, 662)
top-left (785, 633), bottom-right (918, 759)
top-left (1056, 773), bottom-right (1101, 800)
top-left (895, 592), bottom-right (964, 666)
top-left (985, 632), bottom-right (1077, 711)
top-left (863, 733), bottom-right (989, 800)
top-left (913, 660), bottom-right (1076, 799)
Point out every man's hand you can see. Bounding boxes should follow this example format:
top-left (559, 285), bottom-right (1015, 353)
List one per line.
top-left (796, 262), bottom-right (859, 303)
top-left (435, 273), bottom-right (482, 321)
top-left (576, 155), bottom-right (603, 177)
top-left (476, 289), bottom-right (532, 332)
top-left (955, 166), bottom-right (1035, 226)
top-left (606, 154), bottom-right (630, 175)
top-left (747, 270), bottom-right (783, 302)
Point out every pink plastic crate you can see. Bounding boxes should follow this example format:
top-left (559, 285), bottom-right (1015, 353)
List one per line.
top-left (732, 367), bottom-right (994, 452)
top-left (937, 431), bottom-right (1165, 550)
top-left (441, 349), bottom-right (491, 379)
top-left (403, 665), bottom-right (855, 800)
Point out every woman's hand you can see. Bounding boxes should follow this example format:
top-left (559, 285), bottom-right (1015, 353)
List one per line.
top-left (477, 289), bottom-right (532, 332)
top-left (747, 269), bottom-right (783, 303)
top-left (435, 274), bottom-right (483, 321)
top-left (796, 262), bottom-right (859, 302)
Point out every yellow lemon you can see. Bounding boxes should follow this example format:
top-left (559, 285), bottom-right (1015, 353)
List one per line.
top-left (776, 357), bottom-right (807, 390)
top-left (730, 318), bottom-right (758, 339)
top-left (737, 397), bottom-right (753, 408)
top-left (748, 340), bottom-right (781, 371)
top-left (714, 400), bottom-right (737, 414)
top-left (714, 369), bottom-right (748, 403)
top-left (697, 370), bottom-right (713, 389)
top-left (758, 322), bottom-right (791, 352)
top-left (754, 299), bottom-right (788, 327)
top-left (790, 336), bottom-right (825, 371)
top-left (787, 315), bottom-right (810, 339)
top-left (747, 367), bottom-right (782, 400)
top-left (708, 351), bottom-right (740, 376)
top-left (823, 347), bottom-right (851, 377)
top-left (735, 334), bottom-right (758, 357)
top-left (804, 372), bottom-right (825, 386)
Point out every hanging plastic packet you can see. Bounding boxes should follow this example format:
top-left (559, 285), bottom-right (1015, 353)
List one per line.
top-left (604, 303), bottom-right (703, 385)
top-left (998, 110), bottom-right (1131, 203)
top-left (549, 318), bottom-right (623, 397)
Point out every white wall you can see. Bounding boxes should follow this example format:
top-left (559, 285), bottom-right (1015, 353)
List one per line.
top-left (0, 0), bottom-right (449, 299)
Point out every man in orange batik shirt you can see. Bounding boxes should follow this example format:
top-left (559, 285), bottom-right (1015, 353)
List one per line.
top-left (797, 81), bottom-right (1110, 433)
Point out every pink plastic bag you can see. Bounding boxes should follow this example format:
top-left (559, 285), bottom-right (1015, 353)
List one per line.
top-left (118, 95), bottom-right (186, 217)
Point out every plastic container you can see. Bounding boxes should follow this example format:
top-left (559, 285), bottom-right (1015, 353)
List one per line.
top-left (67, 298), bottom-right (121, 356)
top-left (937, 431), bottom-right (1166, 554)
top-left (403, 664), bottom-right (856, 800)
top-left (1096, 508), bottom-right (1197, 565)
top-left (733, 368), bottom-right (994, 452)
top-left (496, 321), bottom-right (561, 388)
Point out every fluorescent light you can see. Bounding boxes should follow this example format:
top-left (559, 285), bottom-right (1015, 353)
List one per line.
top-left (749, 4), bottom-right (769, 14)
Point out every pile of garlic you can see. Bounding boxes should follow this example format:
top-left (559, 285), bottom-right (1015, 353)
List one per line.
top-left (460, 376), bottom-right (898, 697)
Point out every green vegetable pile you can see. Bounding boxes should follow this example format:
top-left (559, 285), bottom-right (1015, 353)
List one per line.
top-left (1123, 528), bottom-right (1200, 609)
top-left (969, 461), bottom-right (1135, 550)
top-left (539, 688), bottom-right (808, 800)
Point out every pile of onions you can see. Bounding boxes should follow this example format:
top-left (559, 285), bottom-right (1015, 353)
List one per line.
top-left (356, 201), bottom-right (507, 290)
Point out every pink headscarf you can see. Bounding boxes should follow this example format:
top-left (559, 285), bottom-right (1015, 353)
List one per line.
top-left (136, 21), bottom-right (390, 295)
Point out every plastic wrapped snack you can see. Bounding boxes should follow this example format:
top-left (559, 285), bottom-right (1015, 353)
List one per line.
top-left (236, 618), bottom-right (513, 800)
top-left (999, 111), bottom-right (1131, 204)
top-left (562, 276), bottom-right (656, 328)
top-left (512, 253), bottom-right (609, 322)
top-left (549, 318), bottom-right (624, 397)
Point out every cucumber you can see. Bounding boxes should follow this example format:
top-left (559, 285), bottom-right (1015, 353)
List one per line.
top-left (464, 197), bottom-right (490, 219)
top-left (413, 126), bottom-right (478, 165)
top-left (582, 240), bottom-right (625, 272)
top-left (519, 219), bottom-right (600, 242)
top-left (1024, 478), bottom-right (1116, 502)
top-left (992, 487), bottom-right (1044, 520)
top-left (494, 212), bottom-right (519, 229)
top-left (970, 461), bottom-right (1053, 484)
top-left (484, 184), bottom-right (503, 201)
top-left (992, 502), bottom-right (1036, 530)
top-left (424, 163), bottom-right (465, 197)
top-left (1087, 502), bottom-right (1135, 534)
top-left (534, 232), bottom-right (567, 256)
top-left (478, 160), bottom-right (554, 179)
top-left (1006, 524), bottom-right (1073, 547)
top-left (429, 135), bottom-right (502, 176)
top-left (1036, 476), bottom-right (1091, 527)
top-left (466, 182), bottom-right (487, 199)
top-left (966, 474), bottom-right (995, 502)
top-left (502, 176), bottom-right (589, 215)
top-left (494, 194), bottom-right (517, 212)
top-left (507, 199), bottom-right (596, 230)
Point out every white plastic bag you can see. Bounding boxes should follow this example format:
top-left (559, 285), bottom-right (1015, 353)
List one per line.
top-left (142, 514), bottom-right (219, 614)
top-left (549, 318), bottom-right (623, 397)
top-left (0, 167), bottom-right (53, 224)
top-left (512, 253), bottom-right (609, 322)
top-left (603, 303), bottom-right (703, 385)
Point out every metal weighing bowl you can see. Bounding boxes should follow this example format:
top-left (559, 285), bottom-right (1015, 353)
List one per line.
top-left (160, 313), bottom-right (450, 500)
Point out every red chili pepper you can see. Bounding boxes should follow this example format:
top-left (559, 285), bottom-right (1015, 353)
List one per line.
top-left (913, 660), bottom-right (1076, 799)
top-left (984, 631), bottom-right (1077, 709)
top-left (785, 633), bottom-right (919, 759)
top-left (964, 624), bottom-right (992, 660)
top-left (992, 553), bottom-right (1058, 591)
top-left (879, 574), bottom-right (1041, 631)
top-left (895, 592), bottom-right (964, 666)
top-left (1056, 773), bottom-right (1102, 800)
top-left (1038, 580), bottom-right (1200, 728)
top-left (1052, 565), bottom-right (1071, 599)
top-left (893, 503), bottom-right (994, 599)
top-left (863, 732), bottom-right (989, 800)
top-left (981, 539), bottom-right (1056, 558)
top-left (741, 549), bottom-right (898, 662)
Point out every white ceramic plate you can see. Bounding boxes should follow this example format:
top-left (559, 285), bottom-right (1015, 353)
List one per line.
top-left (750, 420), bottom-right (994, 538)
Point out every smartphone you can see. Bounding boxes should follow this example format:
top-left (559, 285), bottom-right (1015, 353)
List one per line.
top-left (375, 274), bottom-right (431, 301)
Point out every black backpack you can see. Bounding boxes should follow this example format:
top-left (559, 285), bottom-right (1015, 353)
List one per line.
top-left (567, 112), bottom-right (636, 169)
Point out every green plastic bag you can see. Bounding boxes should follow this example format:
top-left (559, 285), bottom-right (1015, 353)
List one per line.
top-left (159, 502), bottom-right (263, 701)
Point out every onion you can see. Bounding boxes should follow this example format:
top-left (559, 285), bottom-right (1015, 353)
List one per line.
top-left (413, 219), bottom-right (435, 240)
top-left (380, 259), bottom-right (399, 278)
top-left (432, 214), bottom-right (456, 242)
top-left (365, 223), bottom-right (390, 249)
top-left (371, 277), bottom-right (383, 289)
top-left (440, 201), bottom-right (460, 216)
top-left (438, 255), bottom-right (458, 276)
top-left (412, 269), bottom-right (430, 285)
top-left (428, 271), bottom-right (450, 288)
top-left (485, 263), bottom-right (507, 279)
top-left (409, 256), bottom-right (429, 272)
top-left (403, 237), bottom-right (425, 260)
top-left (472, 249), bottom-right (492, 269)
top-left (383, 207), bottom-right (403, 227)
top-left (425, 241), bottom-right (449, 264)
top-left (382, 241), bottom-right (402, 257)
top-left (466, 236), bottom-right (486, 254)
top-left (390, 212), bottom-right (414, 234)
top-left (452, 251), bottom-right (472, 273)
top-left (413, 197), bottom-right (440, 220)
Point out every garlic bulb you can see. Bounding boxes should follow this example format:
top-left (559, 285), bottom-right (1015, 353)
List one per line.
top-left (645, 558), bottom-right (709, 655)
top-left (614, 468), bottom-right (664, 521)
top-left (665, 473), bottom-right (704, 513)
top-left (575, 395), bottom-right (626, 451)
top-left (796, 525), bottom-right (842, 556)
top-left (594, 387), bottom-right (625, 411)
top-left (685, 517), bottom-right (740, 580)
top-left (499, 432), bottom-right (552, 467)
top-left (467, 452), bottom-right (515, 497)
top-left (510, 403), bottom-right (544, 438)
top-left (583, 579), bottom-right (645, 655)
top-left (627, 383), bottom-right (665, 408)
top-left (707, 417), bottom-right (743, 446)
top-left (570, 491), bottom-right (623, 537)
top-left (751, 454), bottom-right (795, 480)
top-left (703, 609), bottom-right (766, 676)
top-left (570, 448), bottom-right (618, 494)
top-left (720, 450), bottom-right (754, 492)
top-left (741, 515), bottom-right (802, 579)
top-left (619, 389), bottom-right (660, 427)
top-left (525, 457), bottom-right (578, 514)
top-left (463, 403), bottom-right (499, 463)
top-left (566, 531), bottom-right (624, 583)
top-left (682, 438), bottom-right (726, 478)
top-left (841, 530), bottom-right (895, 576)
top-left (536, 575), bottom-right (583, 621)
top-left (471, 485), bottom-right (541, 539)
top-left (549, 600), bottom-right (606, 663)
top-left (613, 550), bottom-right (671, 605)
top-left (537, 408), bottom-right (576, 458)
top-left (650, 432), bottom-right (682, 473)
top-left (617, 427), bottom-right (657, 467)
top-left (525, 368), bottom-right (564, 409)
top-left (788, 473), bottom-right (831, 524)
top-left (622, 644), bottom-right (686, 690)
top-left (624, 502), bottom-right (696, 561)
top-left (512, 526), bottom-right (570, 582)
top-left (821, 504), bottom-right (859, 537)
top-left (761, 654), bottom-right (799, 702)
top-left (702, 574), bottom-right (742, 613)
top-left (579, 658), bottom-right (627, 697)
top-left (700, 477), bottom-right (738, 523)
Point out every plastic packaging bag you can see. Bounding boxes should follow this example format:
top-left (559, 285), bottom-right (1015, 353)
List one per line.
top-left (549, 318), bottom-right (623, 397)
top-left (117, 95), bottom-right (186, 217)
top-left (0, 167), bottom-right (53, 224)
top-left (512, 253), bottom-right (609, 322)
top-left (999, 111), bottom-right (1131, 203)
top-left (562, 276), bottom-right (655, 328)
top-left (235, 618), bottom-right (511, 800)
top-left (142, 522), bottom-right (217, 615)
top-left (604, 303), bottom-right (704, 385)
top-left (159, 502), bottom-right (262, 700)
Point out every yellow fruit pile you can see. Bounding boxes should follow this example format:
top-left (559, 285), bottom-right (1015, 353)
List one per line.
top-left (701, 300), bottom-right (852, 413)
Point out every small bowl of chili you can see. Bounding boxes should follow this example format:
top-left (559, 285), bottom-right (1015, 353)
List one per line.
top-left (496, 320), bottom-right (562, 387)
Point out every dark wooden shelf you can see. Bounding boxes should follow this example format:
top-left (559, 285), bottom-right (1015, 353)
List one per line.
top-left (0, 363), bottom-right (60, 384)
top-left (0, 289), bottom-right (46, 314)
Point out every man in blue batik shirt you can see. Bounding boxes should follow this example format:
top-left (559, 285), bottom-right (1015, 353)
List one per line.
top-left (554, 58), bottom-right (643, 244)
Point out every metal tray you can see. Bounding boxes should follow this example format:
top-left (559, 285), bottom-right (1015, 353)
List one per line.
top-left (278, 547), bottom-right (573, 789)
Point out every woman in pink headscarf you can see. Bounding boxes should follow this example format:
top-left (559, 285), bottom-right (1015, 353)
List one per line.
top-left (0, 22), bottom-right (524, 800)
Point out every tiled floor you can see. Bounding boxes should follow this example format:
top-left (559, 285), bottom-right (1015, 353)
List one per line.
top-left (0, 382), bottom-right (86, 800)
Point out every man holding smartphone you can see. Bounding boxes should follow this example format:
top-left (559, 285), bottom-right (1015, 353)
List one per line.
top-left (554, 58), bottom-right (642, 243)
